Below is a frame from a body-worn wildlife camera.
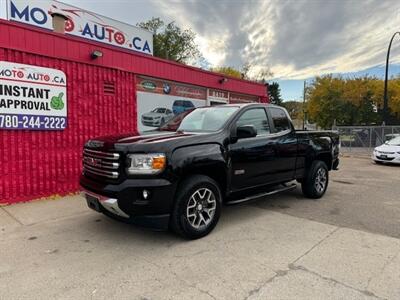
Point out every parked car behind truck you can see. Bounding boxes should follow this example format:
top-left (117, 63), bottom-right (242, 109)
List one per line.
top-left (141, 107), bottom-right (174, 127)
top-left (172, 100), bottom-right (195, 115)
top-left (81, 104), bottom-right (340, 239)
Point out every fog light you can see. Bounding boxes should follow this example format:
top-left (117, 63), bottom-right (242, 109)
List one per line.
top-left (142, 189), bottom-right (150, 200)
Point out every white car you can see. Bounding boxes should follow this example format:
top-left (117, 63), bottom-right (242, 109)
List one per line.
top-left (372, 136), bottom-right (400, 164)
top-left (141, 108), bottom-right (174, 127)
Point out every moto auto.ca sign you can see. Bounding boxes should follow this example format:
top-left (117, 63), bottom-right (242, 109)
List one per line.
top-left (0, 62), bottom-right (67, 130)
top-left (6, 0), bottom-right (153, 55)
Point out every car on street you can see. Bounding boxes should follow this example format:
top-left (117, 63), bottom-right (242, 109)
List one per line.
top-left (372, 136), bottom-right (400, 164)
top-left (81, 104), bottom-right (340, 239)
top-left (141, 107), bottom-right (174, 127)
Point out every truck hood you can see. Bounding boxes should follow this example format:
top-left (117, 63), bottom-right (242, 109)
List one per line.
top-left (85, 131), bottom-right (221, 153)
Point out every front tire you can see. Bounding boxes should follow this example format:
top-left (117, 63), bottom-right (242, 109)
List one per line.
top-left (301, 161), bottom-right (329, 199)
top-left (170, 175), bottom-right (222, 239)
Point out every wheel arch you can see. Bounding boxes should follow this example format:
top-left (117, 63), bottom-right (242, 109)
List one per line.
top-left (171, 143), bottom-right (228, 199)
top-left (315, 152), bottom-right (333, 170)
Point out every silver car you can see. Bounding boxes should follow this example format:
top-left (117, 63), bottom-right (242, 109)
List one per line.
top-left (141, 107), bottom-right (174, 127)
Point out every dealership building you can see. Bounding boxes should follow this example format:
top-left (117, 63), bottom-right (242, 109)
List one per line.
top-left (0, 0), bottom-right (268, 204)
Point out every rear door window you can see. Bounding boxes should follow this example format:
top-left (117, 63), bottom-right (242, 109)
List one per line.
top-left (270, 108), bottom-right (291, 132)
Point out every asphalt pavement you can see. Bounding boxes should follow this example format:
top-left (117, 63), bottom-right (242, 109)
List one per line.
top-left (253, 155), bottom-right (400, 239)
top-left (0, 156), bottom-right (399, 299)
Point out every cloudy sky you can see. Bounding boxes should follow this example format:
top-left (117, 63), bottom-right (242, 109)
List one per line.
top-left (20, 0), bottom-right (400, 99)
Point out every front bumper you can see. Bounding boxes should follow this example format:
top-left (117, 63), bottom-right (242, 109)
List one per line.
top-left (332, 157), bottom-right (340, 170)
top-left (83, 189), bottom-right (130, 218)
top-left (371, 152), bottom-right (400, 164)
top-left (80, 175), bottom-right (178, 230)
top-left (141, 118), bottom-right (161, 127)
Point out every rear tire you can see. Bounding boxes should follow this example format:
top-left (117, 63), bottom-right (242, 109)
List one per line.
top-left (170, 175), bottom-right (222, 239)
top-left (301, 160), bottom-right (329, 199)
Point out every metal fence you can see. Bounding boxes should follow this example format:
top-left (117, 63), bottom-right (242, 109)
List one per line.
top-left (332, 125), bottom-right (400, 154)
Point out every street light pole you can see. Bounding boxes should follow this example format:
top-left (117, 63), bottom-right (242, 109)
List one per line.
top-left (302, 80), bottom-right (306, 130)
top-left (383, 32), bottom-right (400, 125)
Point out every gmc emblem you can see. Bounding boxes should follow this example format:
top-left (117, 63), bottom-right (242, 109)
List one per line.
top-left (84, 157), bottom-right (102, 167)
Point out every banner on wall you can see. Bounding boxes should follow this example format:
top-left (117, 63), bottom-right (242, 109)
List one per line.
top-left (5, 0), bottom-right (153, 55)
top-left (229, 92), bottom-right (259, 103)
top-left (0, 61), bottom-right (67, 130)
top-left (136, 76), bottom-right (207, 132)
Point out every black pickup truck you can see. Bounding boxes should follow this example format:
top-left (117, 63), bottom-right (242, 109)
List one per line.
top-left (81, 104), bottom-right (339, 239)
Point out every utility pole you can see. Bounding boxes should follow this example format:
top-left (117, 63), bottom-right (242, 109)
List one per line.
top-left (302, 81), bottom-right (306, 130)
top-left (383, 32), bottom-right (400, 125)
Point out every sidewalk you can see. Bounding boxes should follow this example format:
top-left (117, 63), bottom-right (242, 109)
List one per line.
top-left (1, 195), bottom-right (399, 299)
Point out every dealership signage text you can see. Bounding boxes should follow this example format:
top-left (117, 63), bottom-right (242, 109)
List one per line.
top-left (0, 62), bottom-right (67, 130)
top-left (6, 0), bottom-right (153, 55)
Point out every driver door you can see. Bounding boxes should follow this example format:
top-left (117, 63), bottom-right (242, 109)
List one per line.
top-left (228, 107), bottom-right (277, 191)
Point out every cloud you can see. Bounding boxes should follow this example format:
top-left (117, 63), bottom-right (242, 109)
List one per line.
top-left (149, 0), bottom-right (254, 67)
top-left (148, 0), bottom-right (400, 79)
top-left (66, 0), bottom-right (400, 80)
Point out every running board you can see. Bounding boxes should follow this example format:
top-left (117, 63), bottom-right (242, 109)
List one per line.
top-left (225, 183), bottom-right (297, 205)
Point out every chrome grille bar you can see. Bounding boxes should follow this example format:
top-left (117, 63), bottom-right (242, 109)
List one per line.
top-left (83, 161), bottom-right (119, 170)
top-left (84, 149), bottom-right (120, 160)
top-left (83, 160), bottom-right (119, 170)
top-left (83, 164), bottom-right (119, 179)
top-left (83, 148), bottom-right (120, 179)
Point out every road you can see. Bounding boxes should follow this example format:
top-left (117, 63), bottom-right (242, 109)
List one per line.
top-left (0, 156), bottom-right (399, 299)
top-left (253, 156), bottom-right (400, 239)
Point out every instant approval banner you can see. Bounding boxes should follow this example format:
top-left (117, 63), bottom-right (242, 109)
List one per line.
top-left (0, 61), bottom-right (67, 130)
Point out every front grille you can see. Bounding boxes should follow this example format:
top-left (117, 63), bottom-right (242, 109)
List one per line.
top-left (142, 116), bottom-right (153, 121)
top-left (83, 148), bottom-right (120, 179)
top-left (378, 151), bottom-right (395, 154)
top-left (377, 156), bottom-right (394, 161)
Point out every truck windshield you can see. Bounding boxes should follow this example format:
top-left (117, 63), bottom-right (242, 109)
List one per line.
top-left (177, 106), bottom-right (239, 132)
top-left (158, 109), bottom-right (194, 132)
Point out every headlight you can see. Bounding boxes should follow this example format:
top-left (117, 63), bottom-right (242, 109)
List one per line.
top-left (126, 153), bottom-right (166, 175)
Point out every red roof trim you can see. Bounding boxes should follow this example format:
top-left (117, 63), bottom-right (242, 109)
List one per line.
top-left (0, 19), bottom-right (267, 97)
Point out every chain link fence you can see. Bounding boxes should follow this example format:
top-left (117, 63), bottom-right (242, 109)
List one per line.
top-left (332, 125), bottom-right (400, 154)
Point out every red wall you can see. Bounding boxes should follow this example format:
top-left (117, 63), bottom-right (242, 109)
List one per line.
top-left (0, 21), bottom-right (268, 204)
top-left (0, 49), bottom-right (137, 204)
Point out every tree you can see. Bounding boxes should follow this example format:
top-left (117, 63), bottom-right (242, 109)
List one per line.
top-left (211, 64), bottom-right (273, 82)
top-left (305, 75), bottom-right (400, 128)
top-left (210, 66), bottom-right (243, 79)
top-left (137, 17), bottom-right (201, 64)
top-left (268, 82), bottom-right (283, 105)
top-left (281, 101), bottom-right (304, 120)
top-left (247, 64), bottom-right (274, 83)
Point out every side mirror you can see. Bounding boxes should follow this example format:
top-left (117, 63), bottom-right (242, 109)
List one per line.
top-left (237, 125), bottom-right (257, 139)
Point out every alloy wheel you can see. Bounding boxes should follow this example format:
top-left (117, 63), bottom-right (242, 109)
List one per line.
top-left (186, 188), bottom-right (216, 230)
top-left (315, 168), bottom-right (327, 193)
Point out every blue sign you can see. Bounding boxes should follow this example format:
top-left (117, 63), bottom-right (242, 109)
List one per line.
top-left (0, 114), bottom-right (67, 130)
